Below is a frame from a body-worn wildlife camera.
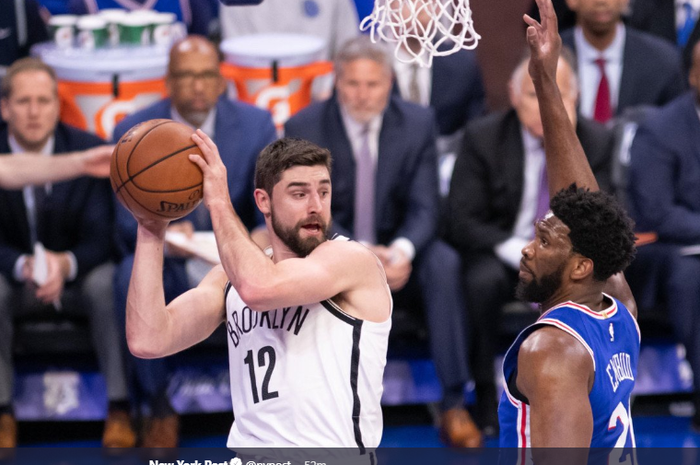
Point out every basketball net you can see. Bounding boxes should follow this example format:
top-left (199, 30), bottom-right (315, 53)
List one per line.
top-left (360, 0), bottom-right (481, 68)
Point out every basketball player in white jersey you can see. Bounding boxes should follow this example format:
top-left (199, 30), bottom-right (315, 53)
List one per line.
top-left (125, 135), bottom-right (392, 453)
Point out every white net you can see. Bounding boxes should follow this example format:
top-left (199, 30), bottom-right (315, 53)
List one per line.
top-left (360, 0), bottom-right (481, 68)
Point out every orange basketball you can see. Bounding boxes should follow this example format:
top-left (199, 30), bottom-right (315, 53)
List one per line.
top-left (110, 119), bottom-right (204, 221)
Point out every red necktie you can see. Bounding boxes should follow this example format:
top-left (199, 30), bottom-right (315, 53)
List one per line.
top-left (594, 58), bottom-right (612, 123)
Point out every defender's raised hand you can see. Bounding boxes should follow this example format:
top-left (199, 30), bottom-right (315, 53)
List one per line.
top-left (524, 0), bottom-right (562, 85)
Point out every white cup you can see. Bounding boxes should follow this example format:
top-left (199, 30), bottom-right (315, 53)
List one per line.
top-left (48, 15), bottom-right (78, 49)
top-left (76, 15), bottom-right (109, 49)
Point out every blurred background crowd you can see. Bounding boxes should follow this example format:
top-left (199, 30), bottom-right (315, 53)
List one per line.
top-left (1, 0), bottom-right (700, 451)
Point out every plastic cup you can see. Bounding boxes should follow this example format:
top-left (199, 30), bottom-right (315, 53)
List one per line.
top-left (151, 12), bottom-right (176, 46)
top-left (98, 9), bottom-right (127, 46)
top-left (77, 15), bottom-right (109, 49)
top-left (48, 15), bottom-right (78, 49)
top-left (118, 13), bottom-right (152, 46)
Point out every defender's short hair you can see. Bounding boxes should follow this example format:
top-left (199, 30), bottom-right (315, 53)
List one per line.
top-left (551, 184), bottom-right (637, 281)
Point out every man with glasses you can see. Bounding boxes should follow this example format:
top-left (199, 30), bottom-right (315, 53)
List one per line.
top-left (111, 35), bottom-right (276, 448)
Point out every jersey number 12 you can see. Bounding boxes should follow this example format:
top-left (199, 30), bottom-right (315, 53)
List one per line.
top-left (244, 346), bottom-right (279, 404)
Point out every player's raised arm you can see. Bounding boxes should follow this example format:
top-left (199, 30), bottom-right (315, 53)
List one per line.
top-left (524, 0), bottom-right (599, 194)
top-left (0, 146), bottom-right (113, 189)
top-left (126, 218), bottom-right (228, 358)
top-left (525, 0), bottom-right (636, 317)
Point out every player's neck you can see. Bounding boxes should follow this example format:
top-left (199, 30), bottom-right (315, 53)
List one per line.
top-left (268, 237), bottom-right (298, 264)
top-left (542, 283), bottom-right (607, 313)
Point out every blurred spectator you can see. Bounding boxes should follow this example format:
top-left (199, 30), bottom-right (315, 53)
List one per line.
top-left (285, 36), bottom-right (480, 448)
top-left (69, 0), bottom-right (214, 36)
top-left (627, 41), bottom-right (700, 430)
top-left (0, 0), bottom-right (49, 77)
top-left (391, 2), bottom-right (486, 197)
top-left (0, 58), bottom-right (134, 449)
top-left (447, 51), bottom-right (613, 438)
top-left (561, 0), bottom-right (685, 123)
top-left (628, 0), bottom-right (700, 74)
top-left (219, 0), bottom-right (360, 60)
top-left (112, 35), bottom-right (275, 447)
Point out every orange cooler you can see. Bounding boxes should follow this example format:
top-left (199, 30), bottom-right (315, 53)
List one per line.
top-left (219, 34), bottom-right (333, 129)
top-left (35, 44), bottom-right (169, 141)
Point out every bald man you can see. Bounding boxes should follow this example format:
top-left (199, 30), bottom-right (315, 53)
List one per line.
top-left (111, 35), bottom-right (277, 447)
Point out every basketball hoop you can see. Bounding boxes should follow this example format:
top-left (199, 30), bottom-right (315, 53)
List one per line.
top-left (360, 0), bottom-right (481, 68)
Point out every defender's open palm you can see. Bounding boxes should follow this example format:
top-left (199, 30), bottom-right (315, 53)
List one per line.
top-left (524, 0), bottom-right (561, 82)
top-left (189, 129), bottom-right (232, 211)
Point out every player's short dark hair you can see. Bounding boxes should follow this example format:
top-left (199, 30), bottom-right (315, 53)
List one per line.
top-left (255, 137), bottom-right (332, 195)
top-left (550, 184), bottom-right (636, 281)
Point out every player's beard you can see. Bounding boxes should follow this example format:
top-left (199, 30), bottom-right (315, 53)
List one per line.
top-left (271, 210), bottom-right (331, 257)
top-left (515, 261), bottom-right (566, 305)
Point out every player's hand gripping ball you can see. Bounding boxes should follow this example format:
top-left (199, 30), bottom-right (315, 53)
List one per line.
top-left (110, 119), bottom-right (204, 221)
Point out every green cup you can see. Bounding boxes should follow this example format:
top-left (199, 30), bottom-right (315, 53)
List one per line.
top-left (98, 9), bottom-right (127, 46)
top-left (118, 13), bottom-right (152, 46)
top-left (77, 16), bottom-right (109, 49)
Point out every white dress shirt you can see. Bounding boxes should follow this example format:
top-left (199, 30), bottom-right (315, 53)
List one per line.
top-left (339, 106), bottom-right (416, 261)
top-left (574, 23), bottom-right (626, 119)
top-left (494, 129), bottom-right (547, 270)
top-left (394, 53), bottom-right (432, 107)
top-left (170, 105), bottom-right (217, 138)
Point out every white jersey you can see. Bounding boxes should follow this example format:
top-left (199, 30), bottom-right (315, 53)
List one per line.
top-left (224, 247), bottom-right (391, 451)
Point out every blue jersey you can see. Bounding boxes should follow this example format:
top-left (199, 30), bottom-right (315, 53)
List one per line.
top-left (499, 294), bottom-right (640, 453)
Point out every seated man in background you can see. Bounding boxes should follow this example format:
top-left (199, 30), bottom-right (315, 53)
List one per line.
top-left (112, 35), bottom-right (276, 447)
top-left (391, 0), bottom-right (487, 200)
top-left (285, 35), bottom-right (480, 448)
top-left (561, 0), bottom-right (685, 124)
top-left (0, 58), bottom-right (134, 449)
top-left (627, 40), bottom-right (700, 431)
top-left (447, 49), bottom-right (613, 437)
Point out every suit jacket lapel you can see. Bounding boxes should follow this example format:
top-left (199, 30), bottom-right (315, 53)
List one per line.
top-left (681, 94), bottom-right (700, 166)
top-left (502, 111), bottom-right (526, 217)
top-left (618, 29), bottom-right (636, 113)
top-left (376, 101), bottom-right (404, 226)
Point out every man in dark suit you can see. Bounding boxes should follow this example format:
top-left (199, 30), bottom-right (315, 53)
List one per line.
top-left (0, 58), bottom-right (134, 448)
top-left (285, 36), bottom-right (480, 448)
top-left (628, 41), bottom-right (700, 429)
top-left (628, 0), bottom-right (700, 75)
top-left (561, 0), bottom-right (685, 122)
top-left (391, 3), bottom-right (486, 198)
top-left (448, 51), bottom-right (613, 437)
top-left (112, 35), bottom-right (276, 448)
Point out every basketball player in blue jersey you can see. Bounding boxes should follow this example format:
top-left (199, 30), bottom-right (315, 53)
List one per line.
top-left (124, 135), bottom-right (392, 452)
top-left (498, 0), bottom-right (639, 460)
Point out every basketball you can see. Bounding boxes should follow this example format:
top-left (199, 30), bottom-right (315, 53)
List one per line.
top-left (110, 119), bottom-right (204, 221)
